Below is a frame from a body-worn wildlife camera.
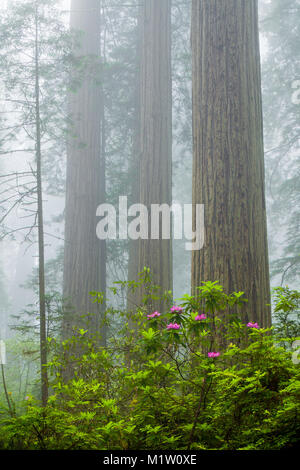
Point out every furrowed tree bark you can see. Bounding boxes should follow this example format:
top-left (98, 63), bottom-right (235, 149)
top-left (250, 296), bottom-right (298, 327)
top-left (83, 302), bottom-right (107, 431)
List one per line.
top-left (191, 0), bottom-right (271, 327)
top-left (132, 0), bottom-right (172, 313)
top-left (63, 0), bottom-right (106, 344)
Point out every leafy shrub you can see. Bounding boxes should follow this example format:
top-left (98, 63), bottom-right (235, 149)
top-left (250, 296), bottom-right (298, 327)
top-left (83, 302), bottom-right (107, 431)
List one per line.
top-left (0, 281), bottom-right (299, 450)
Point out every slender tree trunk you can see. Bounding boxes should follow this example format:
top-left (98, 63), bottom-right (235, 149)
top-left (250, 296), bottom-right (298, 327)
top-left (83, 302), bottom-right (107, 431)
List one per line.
top-left (63, 0), bottom-right (106, 343)
top-left (191, 0), bottom-right (271, 327)
top-left (132, 0), bottom-right (172, 313)
top-left (127, 5), bottom-right (141, 311)
top-left (34, 3), bottom-right (48, 406)
top-left (1, 363), bottom-right (14, 418)
top-left (99, 57), bottom-right (106, 326)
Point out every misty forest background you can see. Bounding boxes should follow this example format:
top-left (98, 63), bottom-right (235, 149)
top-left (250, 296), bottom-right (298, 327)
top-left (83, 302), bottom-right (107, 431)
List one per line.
top-left (0, 0), bottom-right (299, 451)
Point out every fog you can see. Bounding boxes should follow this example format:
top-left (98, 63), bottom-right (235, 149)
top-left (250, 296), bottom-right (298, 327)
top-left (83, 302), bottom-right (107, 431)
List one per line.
top-left (0, 0), bottom-right (299, 435)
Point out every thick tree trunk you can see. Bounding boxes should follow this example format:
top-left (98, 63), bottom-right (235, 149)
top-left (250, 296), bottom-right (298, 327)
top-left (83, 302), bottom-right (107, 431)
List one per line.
top-left (63, 0), bottom-right (106, 343)
top-left (131, 0), bottom-right (172, 313)
top-left (191, 0), bottom-right (271, 327)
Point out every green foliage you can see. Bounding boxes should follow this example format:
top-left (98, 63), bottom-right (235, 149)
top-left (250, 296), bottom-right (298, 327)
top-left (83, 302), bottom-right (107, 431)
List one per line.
top-left (0, 282), bottom-right (299, 450)
top-left (272, 286), bottom-right (300, 343)
top-left (0, 336), bottom-right (40, 419)
top-left (0, 0), bottom-right (77, 196)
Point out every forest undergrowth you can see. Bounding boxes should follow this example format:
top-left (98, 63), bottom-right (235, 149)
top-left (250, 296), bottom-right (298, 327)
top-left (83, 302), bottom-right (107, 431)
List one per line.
top-left (0, 276), bottom-right (300, 450)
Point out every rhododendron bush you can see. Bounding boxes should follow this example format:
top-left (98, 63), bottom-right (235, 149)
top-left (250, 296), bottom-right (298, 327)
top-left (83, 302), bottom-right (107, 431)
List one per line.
top-left (0, 280), bottom-right (299, 450)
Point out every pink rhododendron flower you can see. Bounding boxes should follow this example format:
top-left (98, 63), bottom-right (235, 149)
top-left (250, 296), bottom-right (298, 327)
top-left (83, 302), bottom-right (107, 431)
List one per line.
top-left (195, 314), bottom-right (207, 321)
top-left (170, 306), bottom-right (183, 313)
top-left (247, 322), bottom-right (260, 329)
top-left (208, 352), bottom-right (220, 358)
top-left (147, 311), bottom-right (161, 319)
top-left (166, 323), bottom-right (181, 330)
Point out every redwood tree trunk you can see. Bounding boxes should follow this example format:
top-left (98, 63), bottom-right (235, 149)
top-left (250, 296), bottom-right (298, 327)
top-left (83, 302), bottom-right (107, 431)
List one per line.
top-left (191, 0), bottom-right (271, 327)
top-left (132, 0), bottom-right (172, 312)
top-left (63, 0), bottom-right (106, 342)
